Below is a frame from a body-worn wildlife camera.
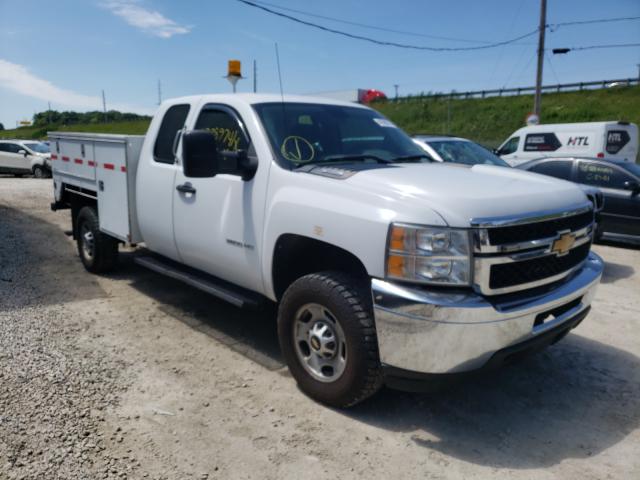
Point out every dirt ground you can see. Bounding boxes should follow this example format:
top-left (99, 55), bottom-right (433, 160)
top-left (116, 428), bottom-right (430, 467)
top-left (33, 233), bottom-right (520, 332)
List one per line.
top-left (1, 177), bottom-right (639, 480)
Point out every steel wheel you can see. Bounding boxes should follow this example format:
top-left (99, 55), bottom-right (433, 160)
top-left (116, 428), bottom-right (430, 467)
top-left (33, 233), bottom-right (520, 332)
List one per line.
top-left (80, 223), bottom-right (95, 261)
top-left (293, 303), bottom-right (347, 383)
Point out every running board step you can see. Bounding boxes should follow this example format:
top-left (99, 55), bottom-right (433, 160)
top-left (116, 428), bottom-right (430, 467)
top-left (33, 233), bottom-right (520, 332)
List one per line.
top-left (134, 255), bottom-right (262, 309)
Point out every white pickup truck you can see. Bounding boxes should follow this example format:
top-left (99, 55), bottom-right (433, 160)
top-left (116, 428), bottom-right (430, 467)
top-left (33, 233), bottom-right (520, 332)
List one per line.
top-left (50, 94), bottom-right (603, 407)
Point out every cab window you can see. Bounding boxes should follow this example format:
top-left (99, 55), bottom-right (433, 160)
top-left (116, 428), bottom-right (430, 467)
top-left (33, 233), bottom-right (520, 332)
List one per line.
top-left (576, 161), bottom-right (633, 189)
top-left (498, 137), bottom-right (519, 155)
top-left (194, 106), bottom-right (249, 152)
top-left (154, 104), bottom-right (190, 164)
top-left (530, 160), bottom-right (573, 180)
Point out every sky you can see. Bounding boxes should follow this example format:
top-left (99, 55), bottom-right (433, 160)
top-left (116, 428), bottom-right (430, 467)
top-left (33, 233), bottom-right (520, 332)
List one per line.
top-left (0, 0), bottom-right (639, 128)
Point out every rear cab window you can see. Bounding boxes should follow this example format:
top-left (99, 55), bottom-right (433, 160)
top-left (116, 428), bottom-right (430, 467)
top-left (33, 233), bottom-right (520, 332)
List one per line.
top-left (154, 104), bottom-right (191, 164)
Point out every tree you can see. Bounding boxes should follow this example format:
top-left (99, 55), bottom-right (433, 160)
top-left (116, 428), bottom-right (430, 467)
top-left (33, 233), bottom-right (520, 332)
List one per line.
top-left (0, 122), bottom-right (4, 131)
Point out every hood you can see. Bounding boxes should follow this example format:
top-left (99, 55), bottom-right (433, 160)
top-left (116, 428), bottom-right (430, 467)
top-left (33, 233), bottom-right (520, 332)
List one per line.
top-left (343, 163), bottom-right (588, 227)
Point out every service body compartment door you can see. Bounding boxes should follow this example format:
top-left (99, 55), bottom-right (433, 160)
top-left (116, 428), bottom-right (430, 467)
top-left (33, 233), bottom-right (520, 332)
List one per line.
top-left (95, 139), bottom-right (130, 241)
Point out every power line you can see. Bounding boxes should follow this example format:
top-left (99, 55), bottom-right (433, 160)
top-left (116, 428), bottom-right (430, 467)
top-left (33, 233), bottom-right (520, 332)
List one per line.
top-left (246, 0), bottom-right (495, 44)
top-left (551, 15), bottom-right (640, 29)
top-left (564, 43), bottom-right (640, 51)
top-left (235, 0), bottom-right (539, 52)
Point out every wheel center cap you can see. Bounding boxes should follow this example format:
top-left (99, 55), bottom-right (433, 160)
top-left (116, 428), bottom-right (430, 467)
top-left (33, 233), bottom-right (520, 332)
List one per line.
top-left (309, 335), bottom-right (321, 351)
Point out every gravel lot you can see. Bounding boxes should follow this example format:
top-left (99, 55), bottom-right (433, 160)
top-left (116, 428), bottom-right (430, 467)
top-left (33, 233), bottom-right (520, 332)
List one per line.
top-left (1, 177), bottom-right (639, 480)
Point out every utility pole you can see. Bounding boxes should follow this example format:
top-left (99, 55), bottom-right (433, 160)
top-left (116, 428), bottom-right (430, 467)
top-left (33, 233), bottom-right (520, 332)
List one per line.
top-left (102, 90), bottom-right (107, 123)
top-left (253, 60), bottom-right (257, 93)
top-left (533, 0), bottom-right (547, 119)
top-left (48, 101), bottom-right (52, 125)
top-left (394, 84), bottom-right (399, 101)
top-left (157, 79), bottom-right (162, 105)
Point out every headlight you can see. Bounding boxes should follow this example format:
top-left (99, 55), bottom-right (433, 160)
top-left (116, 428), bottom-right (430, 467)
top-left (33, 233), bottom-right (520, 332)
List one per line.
top-left (386, 224), bottom-right (471, 285)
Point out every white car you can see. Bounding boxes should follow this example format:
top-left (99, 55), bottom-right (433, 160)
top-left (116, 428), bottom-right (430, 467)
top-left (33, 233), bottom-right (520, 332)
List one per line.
top-left (0, 140), bottom-right (52, 178)
top-left (412, 135), bottom-right (510, 166)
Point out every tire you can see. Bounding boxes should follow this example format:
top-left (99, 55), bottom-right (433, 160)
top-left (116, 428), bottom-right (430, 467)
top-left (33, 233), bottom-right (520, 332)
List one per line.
top-left (33, 166), bottom-right (45, 178)
top-left (76, 206), bottom-right (119, 273)
top-left (278, 271), bottom-right (382, 408)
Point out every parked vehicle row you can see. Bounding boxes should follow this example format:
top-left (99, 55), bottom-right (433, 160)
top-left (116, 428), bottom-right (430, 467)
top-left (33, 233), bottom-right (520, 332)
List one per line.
top-left (0, 139), bottom-right (52, 177)
top-left (49, 93), bottom-right (603, 407)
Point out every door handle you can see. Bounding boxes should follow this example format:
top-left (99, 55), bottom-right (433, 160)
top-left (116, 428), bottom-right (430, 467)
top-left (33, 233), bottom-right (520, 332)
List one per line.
top-left (176, 183), bottom-right (196, 194)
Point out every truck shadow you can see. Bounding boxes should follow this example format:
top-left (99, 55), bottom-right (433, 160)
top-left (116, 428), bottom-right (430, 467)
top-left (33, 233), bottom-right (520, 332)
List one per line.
top-left (113, 252), bottom-right (284, 371)
top-left (343, 333), bottom-right (640, 469)
top-left (601, 260), bottom-right (635, 284)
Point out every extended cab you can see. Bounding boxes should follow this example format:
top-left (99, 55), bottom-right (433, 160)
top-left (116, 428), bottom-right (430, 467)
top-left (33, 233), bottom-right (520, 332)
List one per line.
top-left (50, 94), bottom-right (603, 407)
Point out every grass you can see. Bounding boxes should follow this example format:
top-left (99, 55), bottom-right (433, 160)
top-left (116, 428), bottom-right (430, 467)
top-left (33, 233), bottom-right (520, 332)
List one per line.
top-left (0, 120), bottom-right (151, 140)
top-left (372, 85), bottom-right (640, 150)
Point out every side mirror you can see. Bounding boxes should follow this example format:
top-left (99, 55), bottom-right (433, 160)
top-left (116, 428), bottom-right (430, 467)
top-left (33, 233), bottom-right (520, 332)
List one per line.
top-left (182, 130), bottom-right (257, 181)
top-left (623, 180), bottom-right (640, 194)
top-left (18, 149), bottom-right (27, 157)
top-left (182, 130), bottom-right (219, 178)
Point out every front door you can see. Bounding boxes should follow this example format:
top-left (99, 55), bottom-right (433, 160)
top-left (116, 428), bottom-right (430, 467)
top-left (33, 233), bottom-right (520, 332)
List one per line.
top-left (172, 104), bottom-right (265, 292)
top-left (576, 160), bottom-right (640, 237)
top-left (1, 143), bottom-right (30, 172)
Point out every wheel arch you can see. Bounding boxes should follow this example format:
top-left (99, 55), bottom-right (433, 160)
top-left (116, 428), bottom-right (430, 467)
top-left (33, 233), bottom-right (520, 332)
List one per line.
top-left (271, 233), bottom-right (370, 301)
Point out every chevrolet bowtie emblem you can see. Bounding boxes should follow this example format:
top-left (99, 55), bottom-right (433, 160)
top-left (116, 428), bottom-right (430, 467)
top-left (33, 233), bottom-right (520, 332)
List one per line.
top-left (551, 232), bottom-right (576, 256)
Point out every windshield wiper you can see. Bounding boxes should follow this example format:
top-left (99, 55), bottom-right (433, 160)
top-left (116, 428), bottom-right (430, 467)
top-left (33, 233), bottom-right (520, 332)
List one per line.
top-left (392, 154), bottom-right (435, 163)
top-left (300, 154), bottom-right (394, 166)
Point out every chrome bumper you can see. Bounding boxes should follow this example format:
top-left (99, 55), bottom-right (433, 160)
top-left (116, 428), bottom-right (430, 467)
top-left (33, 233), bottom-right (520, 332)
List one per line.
top-left (372, 251), bottom-right (603, 375)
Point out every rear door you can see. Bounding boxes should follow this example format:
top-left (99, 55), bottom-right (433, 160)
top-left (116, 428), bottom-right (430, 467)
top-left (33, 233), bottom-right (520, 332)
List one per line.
top-left (135, 103), bottom-right (191, 261)
top-left (576, 160), bottom-right (640, 237)
top-left (172, 103), bottom-right (264, 292)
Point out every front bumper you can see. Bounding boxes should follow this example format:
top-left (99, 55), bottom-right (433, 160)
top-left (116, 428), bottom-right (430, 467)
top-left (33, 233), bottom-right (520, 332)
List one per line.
top-left (372, 251), bottom-right (603, 379)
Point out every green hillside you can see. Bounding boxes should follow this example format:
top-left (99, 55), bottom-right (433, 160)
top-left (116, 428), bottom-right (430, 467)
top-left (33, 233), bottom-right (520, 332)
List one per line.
top-left (0, 119), bottom-right (150, 140)
top-left (372, 85), bottom-right (640, 149)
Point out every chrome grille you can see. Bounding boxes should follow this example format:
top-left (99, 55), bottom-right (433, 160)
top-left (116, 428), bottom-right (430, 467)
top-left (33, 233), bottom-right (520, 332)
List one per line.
top-left (472, 204), bottom-right (595, 295)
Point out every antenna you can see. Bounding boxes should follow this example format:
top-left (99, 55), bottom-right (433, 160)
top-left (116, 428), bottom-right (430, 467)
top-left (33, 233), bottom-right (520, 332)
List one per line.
top-left (275, 43), bottom-right (285, 102)
top-left (253, 59), bottom-right (257, 93)
top-left (102, 90), bottom-right (107, 123)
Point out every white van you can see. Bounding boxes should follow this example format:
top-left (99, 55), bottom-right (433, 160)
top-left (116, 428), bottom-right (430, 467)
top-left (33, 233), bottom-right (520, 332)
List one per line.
top-left (496, 121), bottom-right (638, 166)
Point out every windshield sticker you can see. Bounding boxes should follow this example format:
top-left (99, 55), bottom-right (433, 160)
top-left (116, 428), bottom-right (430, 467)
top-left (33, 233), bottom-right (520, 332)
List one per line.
top-left (281, 136), bottom-right (315, 163)
top-left (373, 118), bottom-right (396, 128)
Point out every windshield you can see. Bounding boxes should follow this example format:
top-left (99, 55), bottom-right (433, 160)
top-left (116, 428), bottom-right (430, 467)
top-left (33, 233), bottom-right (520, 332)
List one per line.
top-left (253, 102), bottom-right (428, 168)
top-left (427, 140), bottom-right (509, 167)
top-left (23, 142), bottom-right (50, 154)
top-left (619, 161), bottom-right (640, 178)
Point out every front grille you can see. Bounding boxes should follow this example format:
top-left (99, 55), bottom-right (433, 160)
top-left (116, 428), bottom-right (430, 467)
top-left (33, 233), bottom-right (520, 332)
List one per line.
top-left (488, 210), bottom-right (593, 245)
top-left (489, 243), bottom-right (590, 290)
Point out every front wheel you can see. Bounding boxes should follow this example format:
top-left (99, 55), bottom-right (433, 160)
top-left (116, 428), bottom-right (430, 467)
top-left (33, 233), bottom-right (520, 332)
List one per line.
top-left (278, 272), bottom-right (383, 408)
top-left (33, 166), bottom-right (45, 178)
top-left (76, 206), bottom-right (119, 273)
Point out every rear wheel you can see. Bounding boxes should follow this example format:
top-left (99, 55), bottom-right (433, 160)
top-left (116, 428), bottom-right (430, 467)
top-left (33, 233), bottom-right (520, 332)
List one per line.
top-left (33, 166), bottom-right (45, 178)
top-left (278, 271), bottom-right (382, 408)
top-left (76, 206), bottom-right (119, 273)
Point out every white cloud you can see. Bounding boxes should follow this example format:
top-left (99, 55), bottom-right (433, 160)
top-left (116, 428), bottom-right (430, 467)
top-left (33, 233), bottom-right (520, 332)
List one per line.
top-left (0, 59), bottom-right (154, 114)
top-left (102, 0), bottom-right (191, 38)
